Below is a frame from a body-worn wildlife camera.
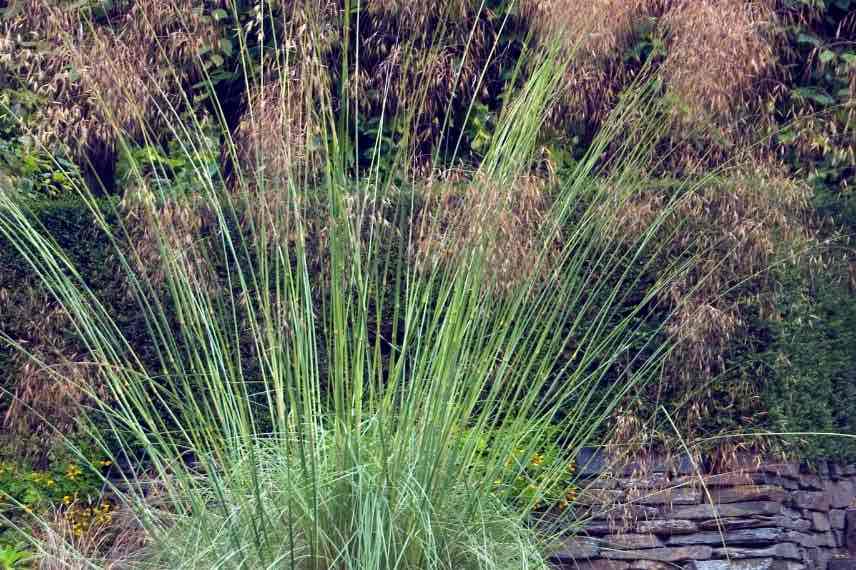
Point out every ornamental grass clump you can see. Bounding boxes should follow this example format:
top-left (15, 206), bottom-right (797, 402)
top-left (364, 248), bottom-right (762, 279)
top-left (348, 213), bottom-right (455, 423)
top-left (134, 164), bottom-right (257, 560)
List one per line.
top-left (0, 1), bottom-right (704, 568)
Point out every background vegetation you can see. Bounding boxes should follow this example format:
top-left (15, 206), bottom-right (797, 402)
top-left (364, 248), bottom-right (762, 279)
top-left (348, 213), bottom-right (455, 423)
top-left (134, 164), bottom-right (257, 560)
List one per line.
top-left (0, 0), bottom-right (854, 565)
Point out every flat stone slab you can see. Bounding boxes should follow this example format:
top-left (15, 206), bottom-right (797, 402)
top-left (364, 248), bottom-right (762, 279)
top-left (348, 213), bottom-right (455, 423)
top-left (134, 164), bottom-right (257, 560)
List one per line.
top-left (687, 559), bottom-right (805, 570)
top-left (627, 562), bottom-right (673, 570)
top-left (811, 511), bottom-right (831, 532)
top-left (831, 509), bottom-right (846, 529)
top-left (556, 560), bottom-right (629, 570)
top-left (667, 502), bottom-right (782, 520)
top-left (685, 473), bottom-right (759, 487)
top-left (829, 560), bottom-right (856, 570)
top-left (779, 530), bottom-right (834, 548)
top-left (636, 519), bottom-right (698, 535)
top-left (602, 534), bottom-right (663, 549)
top-left (601, 546), bottom-right (713, 562)
top-left (576, 489), bottom-right (626, 506)
top-left (697, 515), bottom-right (810, 533)
top-left (798, 474), bottom-right (824, 490)
top-left (666, 527), bottom-right (783, 546)
top-left (792, 491), bottom-right (830, 512)
top-left (630, 488), bottom-right (701, 506)
top-left (826, 480), bottom-right (855, 509)
top-left (712, 542), bottom-right (802, 560)
top-left (710, 485), bottom-right (787, 504)
top-left (846, 509), bottom-right (856, 555)
top-left (551, 537), bottom-right (600, 561)
top-left (620, 473), bottom-right (669, 489)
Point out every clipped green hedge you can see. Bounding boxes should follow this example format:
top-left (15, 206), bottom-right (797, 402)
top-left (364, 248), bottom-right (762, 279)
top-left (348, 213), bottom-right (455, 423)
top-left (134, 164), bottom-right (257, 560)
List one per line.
top-left (762, 263), bottom-right (856, 462)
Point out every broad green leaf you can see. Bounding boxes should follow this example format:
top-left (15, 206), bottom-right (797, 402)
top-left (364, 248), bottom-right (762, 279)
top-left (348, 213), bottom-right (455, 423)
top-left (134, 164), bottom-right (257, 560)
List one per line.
top-left (793, 87), bottom-right (836, 106)
top-left (797, 33), bottom-right (822, 47)
top-left (819, 50), bottom-right (836, 64)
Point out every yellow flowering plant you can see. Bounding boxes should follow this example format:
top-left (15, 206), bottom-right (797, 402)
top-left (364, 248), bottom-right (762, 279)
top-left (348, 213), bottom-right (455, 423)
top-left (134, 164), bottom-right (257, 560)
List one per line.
top-left (0, 454), bottom-right (111, 523)
top-left (458, 427), bottom-right (579, 512)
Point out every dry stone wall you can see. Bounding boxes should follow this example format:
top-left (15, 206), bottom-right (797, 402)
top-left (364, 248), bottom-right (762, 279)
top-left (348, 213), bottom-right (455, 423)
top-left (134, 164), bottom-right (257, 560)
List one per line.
top-left (551, 450), bottom-right (856, 570)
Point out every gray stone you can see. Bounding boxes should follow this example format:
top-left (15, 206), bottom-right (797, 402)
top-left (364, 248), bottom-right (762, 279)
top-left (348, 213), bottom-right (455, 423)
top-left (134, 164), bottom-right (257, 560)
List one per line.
top-left (806, 547), bottom-right (833, 570)
top-left (831, 463), bottom-right (845, 480)
top-left (602, 534), bottom-right (664, 549)
top-left (578, 448), bottom-right (610, 477)
top-left (778, 516), bottom-right (813, 533)
top-left (836, 530), bottom-right (846, 547)
top-left (710, 485), bottom-right (786, 505)
top-left (666, 527), bottom-right (783, 547)
top-left (792, 491), bottom-right (830, 512)
top-left (600, 545), bottom-right (712, 562)
top-left (818, 531), bottom-right (838, 547)
top-left (636, 519), bottom-right (697, 535)
top-left (667, 502), bottom-right (782, 520)
top-left (630, 488), bottom-right (700, 506)
top-left (691, 473), bottom-right (759, 487)
top-left (811, 511), bottom-right (831, 532)
top-left (846, 509), bottom-right (856, 555)
top-left (576, 489), bottom-right (625, 506)
top-left (829, 560), bottom-right (856, 570)
top-left (827, 480), bottom-right (856, 509)
top-left (611, 505), bottom-right (661, 519)
top-left (761, 463), bottom-right (801, 479)
top-left (620, 454), bottom-right (694, 477)
top-left (585, 521), bottom-right (616, 535)
top-left (780, 531), bottom-right (818, 548)
top-left (551, 537), bottom-right (600, 560)
top-left (798, 474), bottom-right (824, 491)
top-left (666, 453), bottom-right (697, 476)
top-left (780, 506), bottom-right (804, 519)
top-left (672, 472), bottom-right (765, 488)
top-left (764, 474), bottom-right (800, 491)
top-left (845, 465), bottom-right (856, 476)
top-left (687, 559), bottom-right (804, 570)
top-left (697, 518), bottom-right (761, 531)
top-left (628, 561), bottom-right (673, 570)
top-left (556, 560), bottom-right (630, 570)
top-left (712, 543), bottom-right (802, 561)
top-left (832, 509), bottom-right (847, 529)
top-left (696, 515), bottom-right (810, 533)
top-left (620, 473), bottom-right (669, 489)
top-left (592, 477), bottom-right (621, 490)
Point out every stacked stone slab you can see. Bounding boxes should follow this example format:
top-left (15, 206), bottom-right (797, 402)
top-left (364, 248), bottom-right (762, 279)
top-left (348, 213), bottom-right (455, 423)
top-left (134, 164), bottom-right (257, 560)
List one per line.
top-left (550, 451), bottom-right (856, 570)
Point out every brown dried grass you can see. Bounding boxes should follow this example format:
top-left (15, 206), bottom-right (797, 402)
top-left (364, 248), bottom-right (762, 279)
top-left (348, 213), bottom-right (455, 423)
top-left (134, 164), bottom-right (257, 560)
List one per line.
top-left (0, 284), bottom-right (103, 464)
top-left (525, 0), bottom-right (778, 141)
top-left (35, 500), bottom-right (148, 570)
top-left (413, 175), bottom-right (558, 291)
top-left (0, 0), bottom-right (225, 171)
top-left (233, 78), bottom-right (318, 187)
top-left (119, 186), bottom-right (221, 298)
top-left (662, 0), bottom-right (778, 125)
top-left (523, 0), bottom-right (668, 127)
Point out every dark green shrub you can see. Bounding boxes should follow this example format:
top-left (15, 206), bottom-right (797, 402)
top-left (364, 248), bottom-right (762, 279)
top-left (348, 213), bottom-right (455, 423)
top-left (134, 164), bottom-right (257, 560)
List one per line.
top-left (763, 262), bottom-right (856, 462)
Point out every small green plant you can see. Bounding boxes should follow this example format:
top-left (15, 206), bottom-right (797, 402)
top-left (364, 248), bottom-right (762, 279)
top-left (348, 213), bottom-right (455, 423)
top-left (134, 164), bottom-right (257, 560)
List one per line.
top-left (0, 546), bottom-right (30, 569)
